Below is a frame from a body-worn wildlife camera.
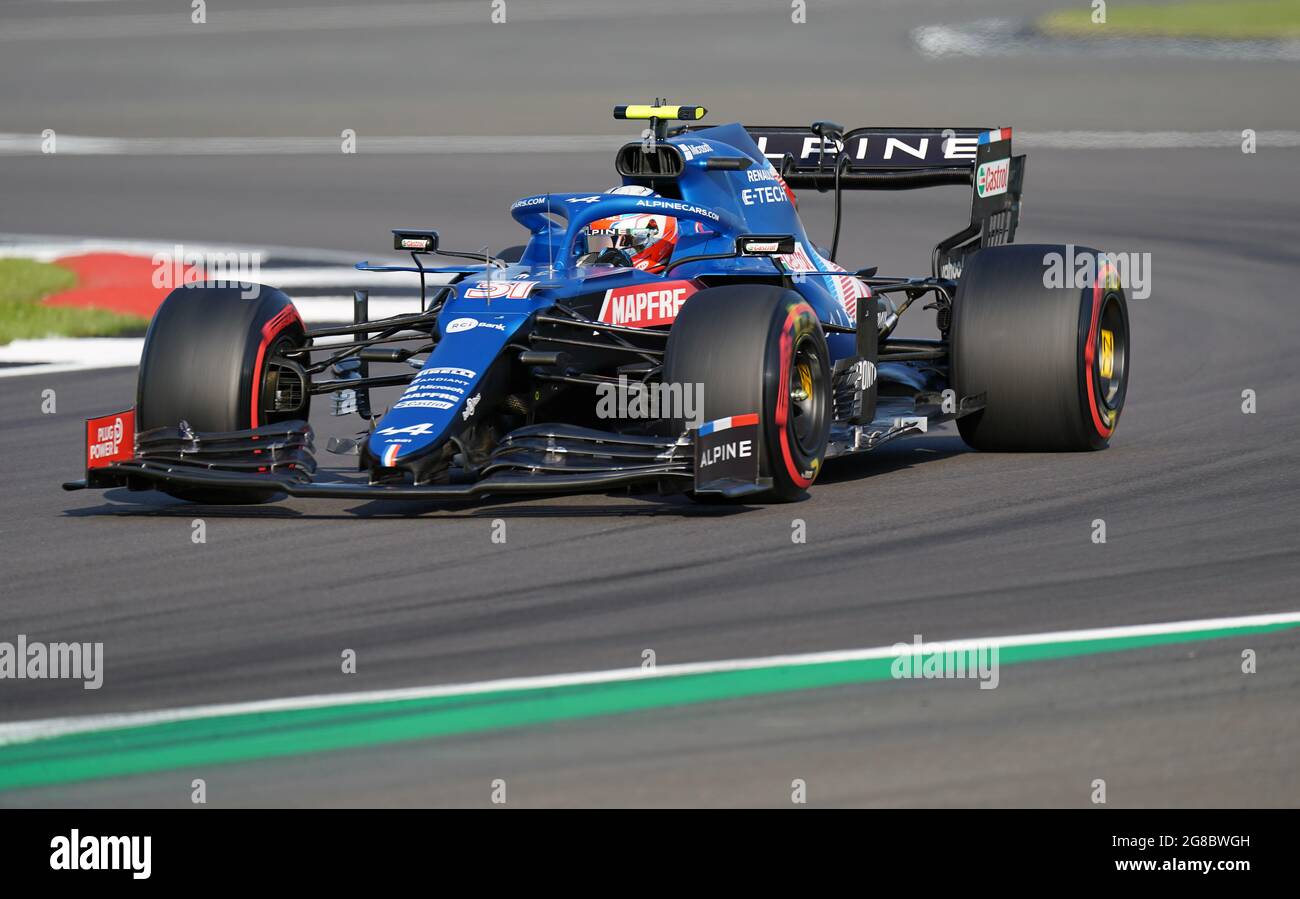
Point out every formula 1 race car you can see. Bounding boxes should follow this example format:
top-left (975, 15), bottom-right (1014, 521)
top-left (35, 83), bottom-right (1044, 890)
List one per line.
top-left (65, 103), bottom-right (1130, 506)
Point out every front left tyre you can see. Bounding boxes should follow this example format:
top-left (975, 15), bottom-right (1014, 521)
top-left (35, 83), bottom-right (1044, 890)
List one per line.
top-left (663, 284), bottom-right (831, 502)
top-left (135, 283), bottom-right (309, 503)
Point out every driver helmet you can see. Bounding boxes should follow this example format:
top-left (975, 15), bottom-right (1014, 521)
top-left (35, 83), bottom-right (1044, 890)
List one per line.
top-left (582, 186), bottom-right (679, 274)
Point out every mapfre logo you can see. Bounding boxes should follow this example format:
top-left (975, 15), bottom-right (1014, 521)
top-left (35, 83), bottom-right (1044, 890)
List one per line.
top-left (598, 281), bottom-right (697, 328)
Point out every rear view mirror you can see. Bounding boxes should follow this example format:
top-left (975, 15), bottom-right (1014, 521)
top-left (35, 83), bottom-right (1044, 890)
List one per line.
top-left (736, 235), bottom-right (796, 256)
top-left (392, 230), bottom-right (439, 253)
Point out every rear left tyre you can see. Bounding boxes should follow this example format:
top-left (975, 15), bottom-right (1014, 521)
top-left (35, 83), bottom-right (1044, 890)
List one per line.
top-left (952, 244), bottom-right (1130, 451)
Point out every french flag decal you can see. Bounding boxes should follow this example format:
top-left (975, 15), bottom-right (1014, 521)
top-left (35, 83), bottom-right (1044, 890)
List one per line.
top-left (382, 444), bottom-right (401, 467)
top-left (978, 127), bottom-right (1012, 145)
top-left (698, 413), bottom-right (759, 435)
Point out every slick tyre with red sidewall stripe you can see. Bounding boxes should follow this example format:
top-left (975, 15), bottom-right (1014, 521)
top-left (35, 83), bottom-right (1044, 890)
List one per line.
top-left (952, 244), bottom-right (1130, 452)
top-left (664, 284), bottom-right (830, 502)
top-left (136, 283), bottom-right (308, 503)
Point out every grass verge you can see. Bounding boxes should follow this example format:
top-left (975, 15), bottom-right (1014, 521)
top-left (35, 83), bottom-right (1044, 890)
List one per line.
top-left (0, 258), bottom-right (148, 346)
top-left (1041, 0), bottom-right (1300, 40)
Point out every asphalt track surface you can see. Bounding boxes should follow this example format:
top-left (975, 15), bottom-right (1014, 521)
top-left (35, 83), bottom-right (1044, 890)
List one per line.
top-left (1, 0), bottom-right (1298, 807)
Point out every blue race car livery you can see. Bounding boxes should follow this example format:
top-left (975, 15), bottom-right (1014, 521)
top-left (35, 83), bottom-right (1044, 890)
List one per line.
top-left (66, 103), bottom-right (1131, 507)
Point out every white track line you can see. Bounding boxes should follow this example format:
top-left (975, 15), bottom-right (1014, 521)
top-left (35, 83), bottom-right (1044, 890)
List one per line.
top-left (4, 131), bottom-right (1299, 156)
top-left (0, 236), bottom-right (450, 374)
top-left (913, 19), bottom-right (1300, 62)
top-left (0, 234), bottom-right (371, 265)
top-left (0, 338), bottom-right (144, 378)
top-left (3, 0), bottom-right (808, 42)
top-left (0, 292), bottom-right (426, 377)
top-left (0, 134), bottom-right (626, 155)
top-left (1021, 131), bottom-right (1300, 149)
top-left (290, 296), bottom-right (424, 321)
top-left (2, 610), bottom-right (1297, 747)
top-left (247, 269), bottom-right (453, 290)
top-left (0, 361), bottom-right (138, 379)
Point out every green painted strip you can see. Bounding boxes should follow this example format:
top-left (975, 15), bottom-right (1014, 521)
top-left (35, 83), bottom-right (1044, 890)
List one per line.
top-left (1, 621), bottom-right (1295, 792)
top-left (1040, 1), bottom-right (1300, 41)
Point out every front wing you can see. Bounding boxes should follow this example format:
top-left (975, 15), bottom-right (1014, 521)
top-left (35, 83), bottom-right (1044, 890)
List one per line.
top-left (63, 396), bottom-right (977, 503)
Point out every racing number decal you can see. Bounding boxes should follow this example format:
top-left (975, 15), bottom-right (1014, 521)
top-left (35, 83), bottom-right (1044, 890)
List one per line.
top-left (461, 281), bottom-right (538, 300)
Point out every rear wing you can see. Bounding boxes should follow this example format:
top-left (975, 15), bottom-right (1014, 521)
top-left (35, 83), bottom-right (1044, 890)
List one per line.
top-left (677, 123), bottom-right (1026, 277)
